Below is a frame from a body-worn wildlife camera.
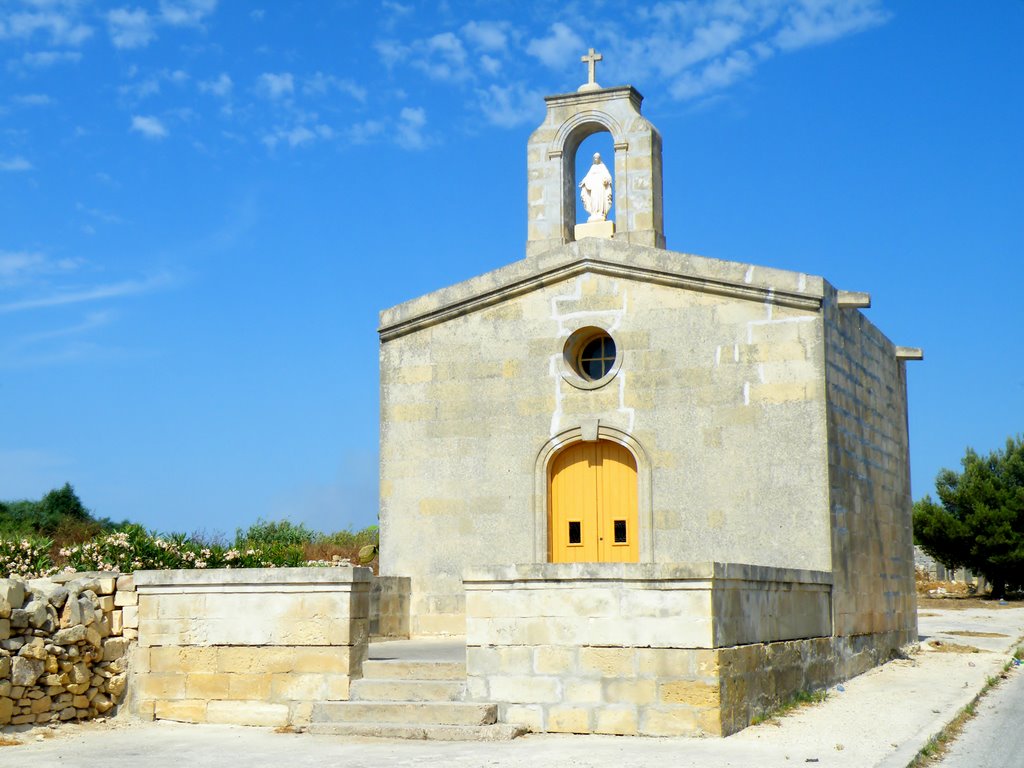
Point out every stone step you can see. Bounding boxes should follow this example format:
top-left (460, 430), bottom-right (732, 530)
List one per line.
top-left (311, 701), bottom-right (496, 727)
top-left (306, 721), bottom-right (527, 741)
top-left (360, 660), bottom-right (466, 680)
top-left (350, 678), bottom-right (466, 702)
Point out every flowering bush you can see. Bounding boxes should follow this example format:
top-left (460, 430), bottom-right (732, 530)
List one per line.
top-left (56, 524), bottom-right (307, 573)
top-left (0, 536), bottom-right (55, 578)
top-left (1, 521), bottom-right (376, 578)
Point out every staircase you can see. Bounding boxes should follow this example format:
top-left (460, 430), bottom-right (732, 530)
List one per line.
top-left (307, 657), bottom-right (526, 741)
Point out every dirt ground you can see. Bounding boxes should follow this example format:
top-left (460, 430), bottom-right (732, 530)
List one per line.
top-left (918, 596), bottom-right (1022, 611)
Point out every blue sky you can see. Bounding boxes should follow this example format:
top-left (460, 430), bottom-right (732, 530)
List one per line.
top-left (1, 1), bottom-right (1021, 536)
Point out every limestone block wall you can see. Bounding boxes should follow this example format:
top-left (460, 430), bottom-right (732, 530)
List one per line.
top-left (132, 567), bottom-right (371, 727)
top-left (464, 563), bottom-right (832, 736)
top-left (822, 285), bottom-right (917, 645)
top-left (369, 575), bottom-right (410, 639)
top-left (0, 573), bottom-right (134, 726)
top-left (380, 240), bottom-right (833, 635)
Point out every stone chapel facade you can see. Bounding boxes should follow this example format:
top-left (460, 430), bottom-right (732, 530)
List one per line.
top-left (376, 68), bottom-right (920, 735)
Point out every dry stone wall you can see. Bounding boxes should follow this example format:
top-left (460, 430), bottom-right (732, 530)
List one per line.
top-left (0, 573), bottom-right (135, 726)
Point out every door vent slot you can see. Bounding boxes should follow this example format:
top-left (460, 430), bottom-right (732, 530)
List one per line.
top-left (568, 521), bottom-right (582, 545)
top-left (614, 520), bottom-right (627, 543)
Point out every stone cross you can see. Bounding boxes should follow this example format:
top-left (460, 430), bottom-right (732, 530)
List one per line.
top-left (578, 48), bottom-right (603, 92)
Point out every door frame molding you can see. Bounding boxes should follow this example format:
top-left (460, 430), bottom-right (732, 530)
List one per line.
top-left (534, 425), bottom-right (653, 564)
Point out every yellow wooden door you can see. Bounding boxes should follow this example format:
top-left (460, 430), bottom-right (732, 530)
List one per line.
top-left (549, 440), bottom-right (638, 563)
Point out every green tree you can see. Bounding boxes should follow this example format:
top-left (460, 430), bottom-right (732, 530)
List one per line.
top-left (914, 436), bottom-right (1024, 599)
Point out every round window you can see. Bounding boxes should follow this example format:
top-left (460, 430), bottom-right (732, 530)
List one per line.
top-left (561, 327), bottom-right (621, 389)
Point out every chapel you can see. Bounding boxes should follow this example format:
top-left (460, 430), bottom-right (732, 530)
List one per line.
top-left (375, 52), bottom-right (920, 735)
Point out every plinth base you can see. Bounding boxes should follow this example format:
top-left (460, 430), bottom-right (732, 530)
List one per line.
top-left (574, 220), bottom-right (614, 240)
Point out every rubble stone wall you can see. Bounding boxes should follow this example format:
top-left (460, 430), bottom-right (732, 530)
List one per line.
top-left (0, 573), bottom-right (136, 726)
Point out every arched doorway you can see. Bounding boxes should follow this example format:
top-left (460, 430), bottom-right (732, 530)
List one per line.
top-left (548, 440), bottom-right (639, 563)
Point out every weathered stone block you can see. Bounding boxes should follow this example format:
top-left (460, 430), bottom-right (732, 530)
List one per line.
top-left (547, 705), bottom-right (591, 734)
top-left (227, 673), bottom-right (272, 700)
top-left (534, 646), bottom-right (575, 674)
top-left (205, 700), bottom-right (289, 727)
top-left (659, 680), bottom-right (720, 707)
top-left (136, 673), bottom-right (186, 700)
top-left (154, 699), bottom-right (207, 723)
top-left (594, 705), bottom-right (639, 735)
top-left (185, 673), bottom-right (231, 699)
top-left (11, 656), bottom-right (44, 686)
top-left (578, 647), bottom-right (636, 678)
top-left (150, 646), bottom-right (218, 674)
top-left (489, 675), bottom-right (561, 704)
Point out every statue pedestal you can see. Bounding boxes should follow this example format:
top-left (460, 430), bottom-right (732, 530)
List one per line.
top-left (574, 220), bottom-right (614, 241)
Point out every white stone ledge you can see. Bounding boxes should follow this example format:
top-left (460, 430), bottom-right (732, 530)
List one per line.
top-left (134, 567), bottom-right (373, 592)
top-left (379, 239), bottom-right (824, 340)
top-left (463, 561), bottom-right (832, 587)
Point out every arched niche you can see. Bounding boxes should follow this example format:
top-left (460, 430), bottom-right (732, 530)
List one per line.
top-left (526, 85), bottom-right (665, 257)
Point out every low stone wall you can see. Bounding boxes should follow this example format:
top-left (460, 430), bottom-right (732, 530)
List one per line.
top-left (132, 567), bottom-right (371, 727)
top-left (464, 562), bottom-right (834, 736)
top-left (1, 573), bottom-right (135, 726)
top-left (369, 575), bottom-right (410, 639)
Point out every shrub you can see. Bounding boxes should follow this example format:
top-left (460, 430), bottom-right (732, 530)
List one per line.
top-left (0, 536), bottom-right (54, 578)
top-left (236, 518), bottom-right (319, 549)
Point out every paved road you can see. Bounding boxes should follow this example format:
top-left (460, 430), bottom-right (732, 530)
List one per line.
top-left (937, 661), bottom-right (1024, 768)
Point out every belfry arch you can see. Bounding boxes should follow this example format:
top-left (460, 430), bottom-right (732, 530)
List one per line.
top-left (526, 84), bottom-right (665, 256)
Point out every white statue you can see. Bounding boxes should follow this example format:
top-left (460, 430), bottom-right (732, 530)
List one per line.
top-left (579, 152), bottom-right (613, 222)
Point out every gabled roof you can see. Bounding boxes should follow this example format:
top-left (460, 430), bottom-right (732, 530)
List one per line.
top-left (379, 239), bottom-right (826, 342)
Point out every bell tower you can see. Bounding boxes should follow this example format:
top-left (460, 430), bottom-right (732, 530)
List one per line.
top-left (525, 49), bottom-right (666, 257)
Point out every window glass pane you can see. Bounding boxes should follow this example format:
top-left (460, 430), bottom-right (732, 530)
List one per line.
top-left (568, 521), bottom-right (582, 544)
top-left (578, 334), bottom-right (616, 380)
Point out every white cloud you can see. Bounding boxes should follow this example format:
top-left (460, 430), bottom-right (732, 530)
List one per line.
top-left (605, 0), bottom-right (891, 102)
top-left (414, 32), bottom-right (469, 81)
top-left (0, 271), bottom-right (174, 314)
top-left (13, 310), bottom-right (115, 347)
top-left (461, 20), bottom-right (510, 52)
top-left (377, 32), bottom-right (472, 82)
top-left (130, 114), bottom-right (168, 139)
top-left (159, 0), bottom-right (218, 27)
top-left (395, 106), bottom-right (427, 150)
top-left (257, 72), bottom-right (294, 99)
top-left (526, 22), bottom-right (584, 69)
top-left (479, 54), bottom-right (501, 76)
top-left (669, 50), bottom-right (756, 100)
top-left (75, 202), bottom-right (122, 224)
top-left (775, 0), bottom-right (890, 50)
top-left (1, 10), bottom-right (93, 46)
top-left (348, 119), bottom-right (384, 145)
top-left (380, 1), bottom-right (413, 32)
top-left (0, 156), bottom-right (33, 172)
top-left (15, 50), bottom-right (81, 68)
top-left (12, 93), bottom-right (53, 106)
top-left (374, 39), bottom-right (408, 68)
top-left (0, 251), bottom-right (80, 287)
top-left (107, 7), bottom-right (156, 49)
top-left (262, 123), bottom-right (334, 150)
top-left (477, 83), bottom-right (544, 128)
top-left (119, 77), bottom-right (160, 100)
top-left (303, 72), bottom-right (367, 102)
top-left (199, 72), bottom-right (232, 97)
